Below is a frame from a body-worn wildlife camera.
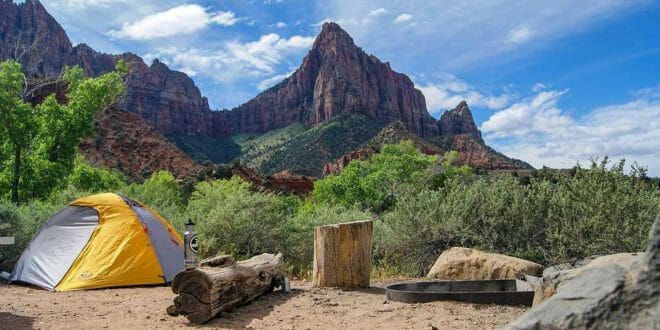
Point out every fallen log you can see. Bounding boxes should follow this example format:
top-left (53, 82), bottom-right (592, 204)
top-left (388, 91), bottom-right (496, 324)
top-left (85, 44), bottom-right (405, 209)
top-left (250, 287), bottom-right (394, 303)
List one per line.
top-left (171, 253), bottom-right (284, 324)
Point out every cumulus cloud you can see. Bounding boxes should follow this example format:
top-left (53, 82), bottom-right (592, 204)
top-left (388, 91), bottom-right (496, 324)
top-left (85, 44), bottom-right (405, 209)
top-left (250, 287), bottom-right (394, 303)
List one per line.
top-left (211, 11), bottom-right (239, 26)
top-left (369, 8), bottom-right (388, 17)
top-left (144, 33), bottom-right (314, 83)
top-left (108, 5), bottom-right (241, 40)
top-left (417, 76), bottom-right (512, 115)
top-left (393, 13), bottom-right (413, 24)
top-left (482, 89), bottom-right (660, 175)
top-left (507, 25), bottom-right (534, 44)
top-left (274, 21), bottom-right (287, 28)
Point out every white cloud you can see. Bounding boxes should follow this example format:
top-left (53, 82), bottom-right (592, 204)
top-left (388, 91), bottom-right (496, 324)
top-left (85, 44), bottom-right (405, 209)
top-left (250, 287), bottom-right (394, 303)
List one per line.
top-left (108, 5), bottom-right (241, 40)
top-left (482, 90), bottom-right (572, 137)
top-left (507, 25), bottom-right (534, 44)
top-left (257, 71), bottom-right (294, 90)
top-left (369, 8), bottom-right (388, 17)
top-left (319, 0), bottom-right (646, 70)
top-left (532, 83), bottom-right (547, 93)
top-left (275, 21), bottom-right (287, 28)
top-left (417, 76), bottom-right (512, 115)
top-left (393, 13), bottom-right (413, 24)
top-left (211, 11), bottom-right (239, 26)
top-left (482, 89), bottom-right (660, 175)
top-left (144, 33), bottom-right (314, 83)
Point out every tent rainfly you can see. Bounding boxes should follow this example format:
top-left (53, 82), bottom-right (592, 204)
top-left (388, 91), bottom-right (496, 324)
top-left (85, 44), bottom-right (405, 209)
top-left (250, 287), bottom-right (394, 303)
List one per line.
top-left (10, 193), bottom-right (183, 291)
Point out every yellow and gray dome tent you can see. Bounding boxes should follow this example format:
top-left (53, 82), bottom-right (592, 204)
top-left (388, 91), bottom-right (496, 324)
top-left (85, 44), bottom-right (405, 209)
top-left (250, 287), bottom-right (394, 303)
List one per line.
top-left (10, 193), bottom-right (183, 291)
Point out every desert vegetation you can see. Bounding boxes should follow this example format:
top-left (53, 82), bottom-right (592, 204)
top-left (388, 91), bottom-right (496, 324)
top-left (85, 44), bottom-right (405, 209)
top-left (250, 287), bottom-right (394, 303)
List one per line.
top-left (2, 139), bottom-right (658, 276)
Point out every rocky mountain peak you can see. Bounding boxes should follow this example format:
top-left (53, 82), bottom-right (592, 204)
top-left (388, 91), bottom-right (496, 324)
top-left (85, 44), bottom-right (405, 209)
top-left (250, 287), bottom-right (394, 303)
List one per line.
top-left (313, 22), bottom-right (357, 55)
top-left (1, 0), bottom-right (73, 75)
top-left (232, 22), bottom-right (439, 137)
top-left (438, 101), bottom-right (483, 141)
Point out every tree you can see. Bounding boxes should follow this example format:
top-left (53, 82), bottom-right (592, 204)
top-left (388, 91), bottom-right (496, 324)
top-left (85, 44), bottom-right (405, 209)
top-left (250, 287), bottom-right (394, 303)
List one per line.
top-left (0, 61), bottom-right (35, 204)
top-left (311, 140), bottom-right (438, 210)
top-left (0, 60), bottom-right (125, 204)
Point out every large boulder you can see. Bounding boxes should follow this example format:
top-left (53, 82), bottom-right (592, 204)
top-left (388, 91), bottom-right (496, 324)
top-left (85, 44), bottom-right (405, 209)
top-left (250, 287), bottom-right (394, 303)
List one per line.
top-left (427, 247), bottom-right (544, 280)
top-left (532, 253), bottom-right (643, 305)
top-left (506, 215), bottom-right (660, 329)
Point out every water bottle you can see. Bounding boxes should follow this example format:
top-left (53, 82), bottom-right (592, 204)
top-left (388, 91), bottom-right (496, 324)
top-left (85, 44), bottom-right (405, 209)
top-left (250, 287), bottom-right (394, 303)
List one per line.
top-left (184, 219), bottom-right (198, 270)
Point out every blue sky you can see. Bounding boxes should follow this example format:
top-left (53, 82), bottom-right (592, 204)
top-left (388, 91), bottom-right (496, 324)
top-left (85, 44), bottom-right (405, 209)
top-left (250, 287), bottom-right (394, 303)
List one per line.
top-left (37, 0), bottom-right (660, 175)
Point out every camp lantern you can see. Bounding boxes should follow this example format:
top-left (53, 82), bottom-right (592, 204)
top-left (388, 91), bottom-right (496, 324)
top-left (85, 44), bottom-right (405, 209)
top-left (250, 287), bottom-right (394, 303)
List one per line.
top-left (184, 219), bottom-right (198, 270)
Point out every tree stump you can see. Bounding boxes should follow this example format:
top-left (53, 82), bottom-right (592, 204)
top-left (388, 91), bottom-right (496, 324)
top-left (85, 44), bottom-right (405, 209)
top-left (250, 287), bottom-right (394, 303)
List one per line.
top-left (312, 220), bottom-right (373, 288)
top-left (171, 253), bottom-right (284, 324)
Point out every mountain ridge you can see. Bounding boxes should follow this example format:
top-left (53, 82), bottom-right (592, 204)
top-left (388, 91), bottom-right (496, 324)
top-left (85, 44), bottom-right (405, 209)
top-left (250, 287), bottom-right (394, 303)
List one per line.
top-left (0, 0), bottom-right (533, 178)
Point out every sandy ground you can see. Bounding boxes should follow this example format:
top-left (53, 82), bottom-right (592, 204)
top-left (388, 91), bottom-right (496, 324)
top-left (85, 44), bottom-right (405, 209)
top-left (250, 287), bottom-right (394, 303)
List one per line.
top-left (0, 280), bottom-right (526, 329)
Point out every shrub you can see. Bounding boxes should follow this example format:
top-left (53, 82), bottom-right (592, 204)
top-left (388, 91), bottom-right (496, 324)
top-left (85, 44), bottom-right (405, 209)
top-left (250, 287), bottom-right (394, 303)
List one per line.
top-left (543, 159), bottom-right (660, 263)
top-left (186, 177), bottom-right (302, 262)
top-left (68, 155), bottom-right (126, 192)
top-left (375, 159), bottom-right (659, 276)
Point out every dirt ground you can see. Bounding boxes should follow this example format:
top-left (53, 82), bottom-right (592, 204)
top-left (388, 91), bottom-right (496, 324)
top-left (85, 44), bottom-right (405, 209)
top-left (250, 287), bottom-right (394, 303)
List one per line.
top-left (0, 280), bottom-right (527, 329)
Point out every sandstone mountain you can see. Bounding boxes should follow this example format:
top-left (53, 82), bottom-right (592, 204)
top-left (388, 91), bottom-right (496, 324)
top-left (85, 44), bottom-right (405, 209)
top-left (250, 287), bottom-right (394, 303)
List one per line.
top-left (1, 0), bottom-right (532, 179)
top-left (230, 22), bottom-right (438, 137)
top-left (78, 107), bottom-right (202, 182)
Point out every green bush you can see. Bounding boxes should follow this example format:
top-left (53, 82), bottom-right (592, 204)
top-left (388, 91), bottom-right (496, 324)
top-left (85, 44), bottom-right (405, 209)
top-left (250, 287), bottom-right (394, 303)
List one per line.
top-left (68, 155), bottom-right (126, 192)
top-left (186, 177), bottom-right (302, 261)
top-left (542, 159), bottom-right (660, 263)
top-left (375, 159), bottom-right (659, 276)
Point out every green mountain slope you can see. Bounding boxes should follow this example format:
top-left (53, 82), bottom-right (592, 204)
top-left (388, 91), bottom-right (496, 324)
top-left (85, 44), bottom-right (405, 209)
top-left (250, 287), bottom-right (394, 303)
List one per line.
top-left (168, 114), bottom-right (384, 176)
top-left (239, 114), bottom-right (384, 176)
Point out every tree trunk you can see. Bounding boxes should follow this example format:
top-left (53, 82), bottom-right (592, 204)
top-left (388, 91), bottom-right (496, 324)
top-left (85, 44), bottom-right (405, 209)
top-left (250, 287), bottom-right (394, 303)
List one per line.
top-left (312, 220), bottom-right (373, 288)
top-left (11, 145), bottom-right (20, 205)
top-left (171, 253), bottom-right (284, 324)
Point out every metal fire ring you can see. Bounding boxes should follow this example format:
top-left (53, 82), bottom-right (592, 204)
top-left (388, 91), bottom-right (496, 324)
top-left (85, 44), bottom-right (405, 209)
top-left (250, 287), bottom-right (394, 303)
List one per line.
top-left (385, 279), bottom-right (534, 306)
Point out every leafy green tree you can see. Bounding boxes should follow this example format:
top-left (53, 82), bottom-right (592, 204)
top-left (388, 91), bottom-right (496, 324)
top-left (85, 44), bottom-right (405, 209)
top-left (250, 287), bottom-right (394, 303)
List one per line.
top-left (124, 171), bottom-right (182, 209)
top-left (68, 155), bottom-right (126, 192)
top-left (0, 60), bottom-right (125, 204)
top-left (311, 140), bottom-right (438, 210)
top-left (0, 61), bottom-right (36, 204)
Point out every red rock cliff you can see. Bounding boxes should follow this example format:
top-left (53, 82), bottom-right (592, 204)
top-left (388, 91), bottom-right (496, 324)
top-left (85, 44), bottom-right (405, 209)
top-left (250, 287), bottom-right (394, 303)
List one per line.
top-left (231, 22), bottom-right (439, 137)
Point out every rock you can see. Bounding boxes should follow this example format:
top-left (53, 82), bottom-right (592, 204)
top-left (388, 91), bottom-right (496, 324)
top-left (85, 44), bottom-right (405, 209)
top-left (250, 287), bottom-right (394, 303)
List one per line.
top-left (506, 215), bottom-right (660, 329)
top-left (0, 0), bottom-right (74, 76)
top-left (232, 22), bottom-right (439, 138)
top-left (118, 56), bottom-right (218, 137)
top-left (437, 101), bottom-right (482, 142)
top-left (230, 164), bottom-right (314, 195)
top-left (427, 247), bottom-right (544, 280)
top-left (322, 147), bottom-right (377, 176)
top-left (531, 253), bottom-right (643, 306)
top-left (78, 107), bottom-right (202, 181)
